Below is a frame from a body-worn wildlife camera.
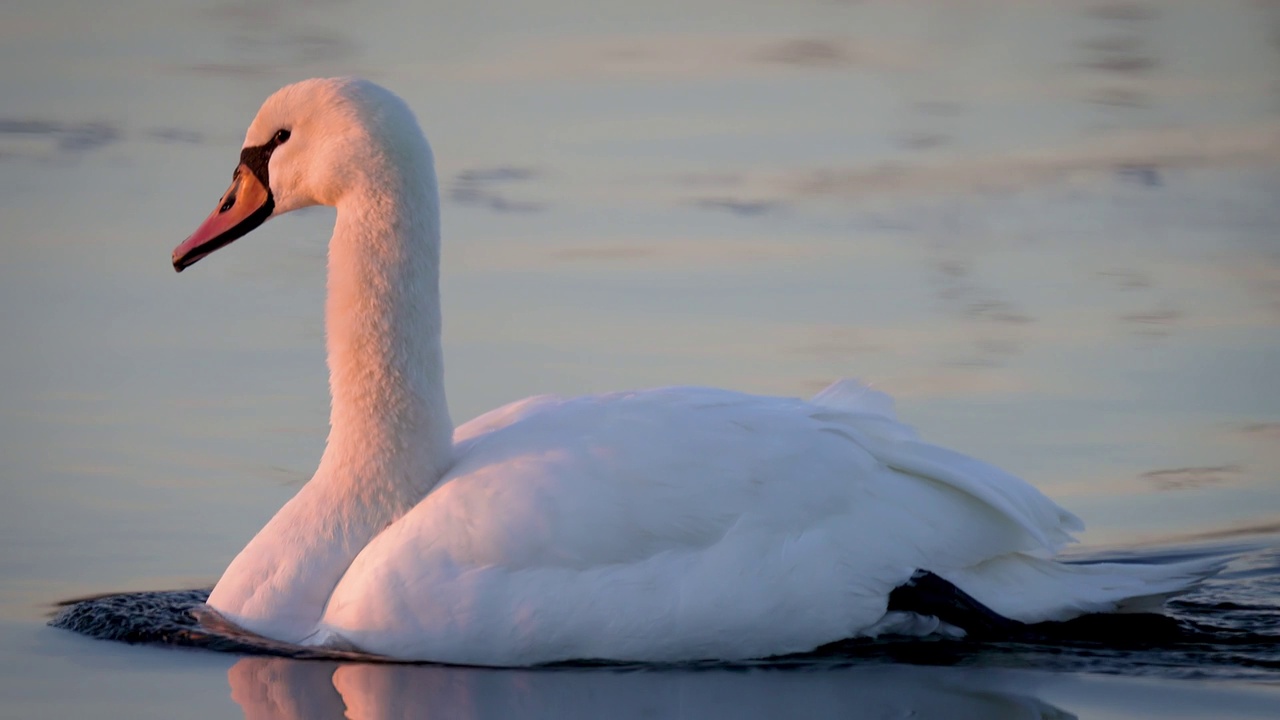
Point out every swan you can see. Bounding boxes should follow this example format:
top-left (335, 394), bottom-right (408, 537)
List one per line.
top-left (170, 77), bottom-right (1214, 666)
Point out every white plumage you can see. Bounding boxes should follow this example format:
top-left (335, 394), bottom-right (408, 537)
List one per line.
top-left (172, 78), bottom-right (1215, 666)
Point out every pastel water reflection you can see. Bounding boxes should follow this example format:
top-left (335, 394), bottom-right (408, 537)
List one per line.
top-left (2, 0), bottom-right (1278, 717)
top-left (226, 658), bottom-right (1075, 720)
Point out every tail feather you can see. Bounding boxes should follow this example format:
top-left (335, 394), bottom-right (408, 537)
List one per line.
top-left (940, 554), bottom-right (1225, 623)
top-left (810, 379), bottom-right (1225, 624)
top-left (810, 378), bottom-right (900, 420)
top-left (810, 378), bottom-right (1082, 558)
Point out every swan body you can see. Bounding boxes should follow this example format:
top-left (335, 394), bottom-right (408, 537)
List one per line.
top-left (172, 78), bottom-right (1215, 666)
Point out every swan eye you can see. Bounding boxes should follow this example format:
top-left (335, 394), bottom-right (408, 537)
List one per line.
top-left (274, 128), bottom-right (291, 144)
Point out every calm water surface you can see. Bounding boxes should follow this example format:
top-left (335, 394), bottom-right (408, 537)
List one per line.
top-left (2, 0), bottom-right (1279, 717)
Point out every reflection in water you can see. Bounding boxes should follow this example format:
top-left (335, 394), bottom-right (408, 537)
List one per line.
top-left (227, 657), bottom-right (1074, 720)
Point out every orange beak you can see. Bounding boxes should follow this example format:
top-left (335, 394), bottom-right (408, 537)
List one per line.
top-left (172, 164), bottom-right (274, 272)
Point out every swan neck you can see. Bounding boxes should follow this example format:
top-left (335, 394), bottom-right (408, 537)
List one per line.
top-left (325, 174), bottom-right (452, 488)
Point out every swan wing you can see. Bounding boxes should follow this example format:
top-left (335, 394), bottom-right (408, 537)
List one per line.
top-left (311, 381), bottom-right (1088, 664)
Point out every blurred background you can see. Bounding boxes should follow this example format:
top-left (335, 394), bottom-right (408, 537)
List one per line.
top-left (0, 0), bottom-right (1278, 716)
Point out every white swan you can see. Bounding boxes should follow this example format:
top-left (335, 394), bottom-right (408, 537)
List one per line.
top-left (171, 77), bottom-right (1214, 666)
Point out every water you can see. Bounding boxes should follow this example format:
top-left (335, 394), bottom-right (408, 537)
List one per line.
top-left (2, 0), bottom-right (1279, 717)
top-left (46, 539), bottom-right (1280, 680)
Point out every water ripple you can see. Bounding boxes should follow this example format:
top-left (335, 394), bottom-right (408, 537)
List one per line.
top-left (51, 539), bottom-right (1280, 680)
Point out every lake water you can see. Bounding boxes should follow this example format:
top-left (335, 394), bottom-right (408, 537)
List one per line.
top-left (2, 0), bottom-right (1279, 717)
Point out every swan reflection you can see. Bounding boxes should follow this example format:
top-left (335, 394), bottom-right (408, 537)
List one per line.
top-left (227, 656), bottom-right (1074, 720)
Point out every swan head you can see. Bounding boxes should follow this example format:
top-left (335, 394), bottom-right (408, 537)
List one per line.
top-left (172, 77), bottom-right (432, 272)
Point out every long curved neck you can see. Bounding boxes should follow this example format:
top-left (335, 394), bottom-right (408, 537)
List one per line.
top-left (207, 156), bottom-right (454, 642)
top-left (324, 173), bottom-right (453, 491)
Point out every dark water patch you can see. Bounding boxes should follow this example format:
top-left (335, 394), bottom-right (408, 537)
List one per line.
top-left (449, 189), bottom-right (546, 214)
top-left (0, 118), bottom-right (122, 159)
top-left (925, 257), bottom-right (1034, 366)
top-left (1115, 162), bottom-right (1162, 187)
top-left (897, 131), bottom-right (950, 151)
top-left (0, 118), bottom-right (62, 136)
top-left (753, 38), bottom-right (854, 69)
top-left (146, 127), bottom-right (206, 145)
top-left (932, 261), bottom-right (1034, 324)
top-left (455, 167), bottom-right (538, 184)
top-left (1084, 53), bottom-right (1157, 75)
top-left (804, 544), bottom-right (1280, 680)
top-left (57, 123), bottom-right (120, 153)
top-left (965, 300), bottom-right (1033, 325)
top-left (50, 588), bottom-right (371, 660)
top-left (1119, 304), bottom-right (1182, 337)
top-left (449, 166), bottom-right (546, 214)
top-left (1088, 86), bottom-right (1148, 109)
top-left (50, 543), bottom-right (1280, 679)
top-left (1140, 465), bottom-right (1244, 491)
top-left (1078, 31), bottom-right (1156, 76)
top-left (1096, 268), bottom-right (1151, 290)
top-left (1237, 422), bottom-right (1280, 443)
top-left (802, 605), bottom-right (1280, 680)
top-left (0, 118), bottom-right (210, 162)
top-left (690, 197), bottom-right (783, 217)
top-left (1118, 306), bottom-right (1181, 325)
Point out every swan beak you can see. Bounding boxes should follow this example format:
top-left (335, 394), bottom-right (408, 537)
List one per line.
top-left (172, 164), bottom-right (274, 272)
